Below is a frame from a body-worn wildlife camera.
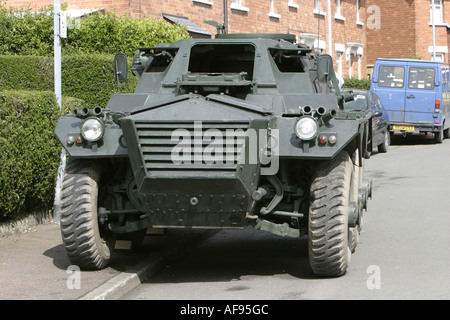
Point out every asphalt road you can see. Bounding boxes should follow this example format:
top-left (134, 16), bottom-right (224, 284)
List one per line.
top-left (121, 133), bottom-right (450, 300)
top-left (2, 133), bottom-right (449, 301)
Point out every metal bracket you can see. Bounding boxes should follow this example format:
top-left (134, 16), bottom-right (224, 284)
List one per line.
top-left (260, 175), bottom-right (284, 215)
top-left (255, 219), bottom-right (300, 238)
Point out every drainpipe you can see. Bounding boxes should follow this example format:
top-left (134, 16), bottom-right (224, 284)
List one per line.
top-left (327, 0), bottom-right (332, 57)
top-left (224, 0), bottom-right (228, 33)
top-left (432, 0), bottom-right (436, 61)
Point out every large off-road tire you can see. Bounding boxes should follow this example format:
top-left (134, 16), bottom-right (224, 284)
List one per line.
top-left (309, 151), bottom-right (355, 277)
top-left (60, 159), bottom-right (112, 270)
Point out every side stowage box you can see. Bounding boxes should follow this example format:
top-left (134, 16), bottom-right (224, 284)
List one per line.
top-left (370, 58), bottom-right (450, 143)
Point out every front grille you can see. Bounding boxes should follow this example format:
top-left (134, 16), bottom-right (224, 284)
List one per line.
top-left (135, 121), bottom-right (250, 175)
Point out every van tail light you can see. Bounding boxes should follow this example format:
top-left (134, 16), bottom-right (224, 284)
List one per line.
top-left (435, 99), bottom-right (441, 113)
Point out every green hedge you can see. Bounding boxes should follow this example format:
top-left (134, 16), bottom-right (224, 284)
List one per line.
top-left (0, 90), bottom-right (62, 221)
top-left (342, 78), bottom-right (371, 90)
top-left (0, 5), bottom-right (190, 57)
top-left (64, 11), bottom-right (190, 56)
top-left (0, 54), bottom-right (138, 107)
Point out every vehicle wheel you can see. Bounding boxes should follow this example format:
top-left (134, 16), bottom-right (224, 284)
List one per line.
top-left (60, 159), bottom-right (113, 270)
top-left (444, 126), bottom-right (450, 139)
top-left (377, 131), bottom-right (390, 153)
top-left (435, 127), bottom-right (444, 143)
top-left (309, 151), bottom-right (355, 277)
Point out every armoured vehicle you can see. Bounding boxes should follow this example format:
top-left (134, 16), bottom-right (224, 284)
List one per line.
top-left (55, 33), bottom-right (372, 277)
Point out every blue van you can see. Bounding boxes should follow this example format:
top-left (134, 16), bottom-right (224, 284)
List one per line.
top-left (370, 58), bottom-right (450, 143)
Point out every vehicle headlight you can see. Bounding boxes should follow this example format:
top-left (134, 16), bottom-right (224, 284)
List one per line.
top-left (81, 118), bottom-right (104, 142)
top-left (295, 116), bottom-right (318, 140)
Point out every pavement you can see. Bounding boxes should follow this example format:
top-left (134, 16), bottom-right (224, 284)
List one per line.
top-left (0, 216), bottom-right (215, 300)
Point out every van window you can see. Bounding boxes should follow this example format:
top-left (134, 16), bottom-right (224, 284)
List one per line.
top-left (408, 67), bottom-right (435, 90)
top-left (378, 66), bottom-right (405, 88)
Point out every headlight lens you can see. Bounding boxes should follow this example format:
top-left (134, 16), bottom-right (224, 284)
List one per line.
top-left (81, 118), bottom-right (104, 142)
top-left (295, 117), bottom-right (318, 140)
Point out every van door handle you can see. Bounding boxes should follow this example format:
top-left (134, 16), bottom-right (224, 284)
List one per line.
top-left (407, 95), bottom-right (415, 99)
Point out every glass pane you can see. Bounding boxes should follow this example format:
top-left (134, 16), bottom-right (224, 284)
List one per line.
top-left (408, 67), bottom-right (435, 90)
top-left (378, 66), bottom-right (405, 88)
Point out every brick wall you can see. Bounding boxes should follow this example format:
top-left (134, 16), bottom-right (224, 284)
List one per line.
top-left (366, 0), bottom-right (417, 65)
top-left (366, 0), bottom-right (450, 65)
top-left (5, 0), bottom-right (368, 78)
top-left (415, 0), bottom-right (449, 62)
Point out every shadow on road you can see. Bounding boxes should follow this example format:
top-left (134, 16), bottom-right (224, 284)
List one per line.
top-left (390, 133), bottom-right (437, 146)
top-left (145, 228), bottom-right (337, 282)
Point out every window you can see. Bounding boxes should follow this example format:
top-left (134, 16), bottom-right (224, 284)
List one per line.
top-left (378, 66), bottom-right (405, 88)
top-left (288, 1), bottom-right (299, 9)
top-left (335, 0), bottom-right (341, 16)
top-left (270, 49), bottom-right (305, 73)
top-left (269, 0), bottom-right (281, 18)
top-left (314, 0), bottom-right (325, 15)
top-left (356, 0), bottom-right (363, 25)
top-left (371, 92), bottom-right (382, 111)
top-left (357, 55), bottom-right (362, 80)
top-left (432, 53), bottom-right (445, 62)
top-left (231, 0), bottom-right (249, 11)
top-left (335, 0), bottom-right (345, 20)
top-left (430, 0), bottom-right (443, 24)
top-left (314, 0), bottom-right (320, 11)
top-left (345, 92), bottom-right (368, 111)
top-left (336, 52), bottom-right (343, 76)
top-left (188, 44), bottom-right (255, 80)
top-left (408, 67), bottom-right (436, 90)
top-left (144, 49), bottom-right (178, 73)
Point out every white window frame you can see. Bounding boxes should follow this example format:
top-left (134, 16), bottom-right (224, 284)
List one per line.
top-left (429, 46), bottom-right (448, 61)
top-left (430, 0), bottom-right (443, 25)
top-left (356, 0), bottom-right (364, 25)
top-left (335, 44), bottom-right (345, 77)
top-left (231, 0), bottom-right (249, 12)
top-left (334, 0), bottom-right (345, 21)
top-left (288, 0), bottom-right (299, 9)
top-left (269, 0), bottom-right (281, 19)
top-left (434, 53), bottom-right (445, 62)
top-left (336, 52), bottom-right (343, 76)
top-left (192, 0), bottom-right (213, 5)
top-left (314, 0), bottom-right (326, 16)
top-left (358, 55), bottom-right (362, 80)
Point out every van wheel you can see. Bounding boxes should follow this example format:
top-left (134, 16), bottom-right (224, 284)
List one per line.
top-left (444, 128), bottom-right (449, 139)
top-left (434, 127), bottom-right (444, 143)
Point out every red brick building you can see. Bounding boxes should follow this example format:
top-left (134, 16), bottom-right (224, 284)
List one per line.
top-left (5, 0), bottom-right (370, 79)
top-left (366, 0), bottom-right (450, 67)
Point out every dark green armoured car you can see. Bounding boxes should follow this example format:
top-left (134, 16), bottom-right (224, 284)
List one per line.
top-left (55, 33), bottom-right (373, 277)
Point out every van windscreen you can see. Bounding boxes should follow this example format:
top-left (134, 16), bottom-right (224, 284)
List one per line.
top-left (378, 66), bottom-right (405, 88)
top-left (408, 67), bottom-right (435, 90)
